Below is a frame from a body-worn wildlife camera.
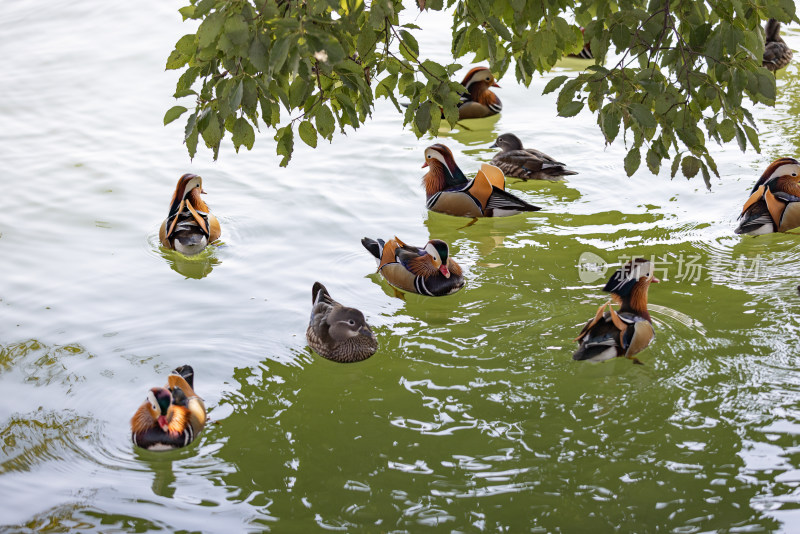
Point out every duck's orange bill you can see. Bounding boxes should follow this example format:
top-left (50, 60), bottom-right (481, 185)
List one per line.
top-left (158, 415), bottom-right (169, 432)
top-left (422, 162), bottom-right (429, 168)
top-left (651, 277), bottom-right (660, 283)
top-left (439, 265), bottom-right (450, 278)
top-left (492, 82), bottom-right (500, 88)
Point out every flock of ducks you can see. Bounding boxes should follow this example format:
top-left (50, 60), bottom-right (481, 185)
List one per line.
top-left (132, 20), bottom-right (794, 450)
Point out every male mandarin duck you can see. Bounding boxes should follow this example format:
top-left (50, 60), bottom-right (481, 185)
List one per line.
top-left (457, 67), bottom-right (502, 119)
top-left (490, 133), bottom-right (578, 181)
top-left (763, 19), bottom-right (793, 72)
top-left (131, 365), bottom-right (206, 450)
top-left (159, 173), bottom-right (221, 256)
top-left (306, 282), bottom-right (378, 363)
top-left (422, 143), bottom-right (541, 217)
top-left (574, 259), bottom-right (659, 364)
top-left (735, 157), bottom-right (800, 235)
top-left (361, 236), bottom-right (465, 296)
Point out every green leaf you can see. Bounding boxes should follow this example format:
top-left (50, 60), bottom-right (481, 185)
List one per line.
top-left (624, 146), bottom-right (641, 176)
top-left (185, 125), bottom-right (199, 159)
top-left (232, 117), bottom-right (255, 152)
top-left (315, 104), bottom-right (336, 138)
top-left (197, 12), bottom-right (224, 48)
top-left (201, 113), bottom-right (222, 158)
top-left (184, 111), bottom-right (197, 142)
top-left (543, 75), bottom-right (568, 95)
top-left (166, 49), bottom-right (188, 70)
top-left (164, 106), bottom-right (188, 125)
top-left (298, 120), bottom-right (318, 148)
top-left (175, 34), bottom-right (196, 56)
top-left (414, 101), bottom-right (432, 134)
top-left (670, 153), bottom-right (681, 178)
top-left (399, 30), bottom-right (419, 58)
top-left (270, 36), bottom-right (291, 73)
top-left (601, 107), bottom-right (621, 143)
top-left (628, 103), bottom-right (657, 129)
top-left (275, 126), bottom-right (294, 167)
top-left (356, 27), bottom-right (377, 59)
top-left (743, 124), bottom-right (760, 152)
top-left (224, 14), bottom-right (249, 47)
top-left (487, 17), bottom-right (513, 41)
top-left (717, 119), bottom-right (736, 142)
top-left (681, 155), bottom-right (701, 178)
top-left (646, 146), bottom-right (660, 174)
top-left (558, 101), bottom-right (584, 117)
top-left (229, 80), bottom-right (244, 111)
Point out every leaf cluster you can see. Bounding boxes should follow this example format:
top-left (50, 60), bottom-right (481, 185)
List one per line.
top-left (166, 0), bottom-right (797, 180)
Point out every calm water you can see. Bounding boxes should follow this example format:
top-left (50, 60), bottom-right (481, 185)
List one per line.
top-left (3, 1), bottom-right (800, 531)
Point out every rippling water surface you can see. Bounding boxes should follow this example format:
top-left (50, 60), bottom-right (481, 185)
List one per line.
top-left (3, 1), bottom-right (800, 531)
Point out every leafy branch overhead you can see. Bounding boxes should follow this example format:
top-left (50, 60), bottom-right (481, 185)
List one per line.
top-left (166, 0), bottom-right (796, 181)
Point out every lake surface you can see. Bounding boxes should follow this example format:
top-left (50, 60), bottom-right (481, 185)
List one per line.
top-left (3, 1), bottom-right (800, 531)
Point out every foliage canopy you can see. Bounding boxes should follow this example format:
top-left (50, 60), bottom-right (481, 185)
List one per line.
top-left (165, 0), bottom-right (797, 183)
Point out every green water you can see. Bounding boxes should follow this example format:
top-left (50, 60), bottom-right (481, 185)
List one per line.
top-left (3, 1), bottom-right (800, 532)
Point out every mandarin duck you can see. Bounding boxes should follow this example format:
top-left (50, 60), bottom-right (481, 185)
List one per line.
top-left (422, 143), bottom-right (541, 217)
top-left (307, 282), bottom-right (378, 363)
top-left (490, 133), bottom-right (578, 181)
top-left (131, 365), bottom-right (206, 450)
top-left (361, 236), bottom-right (465, 296)
top-left (159, 174), bottom-right (221, 256)
top-left (763, 19), bottom-right (793, 72)
top-left (574, 259), bottom-right (659, 364)
top-left (457, 67), bottom-right (502, 119)
top-left (735, 157), bottom-right (800, 235)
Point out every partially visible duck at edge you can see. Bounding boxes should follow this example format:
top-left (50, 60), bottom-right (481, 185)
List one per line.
top-left (457, 67), bottom-right (502, 120)
top-left (574, 258), bottom-right (659, 365)
top-left (735, 157), bottom-right (800, 235)
top-left (159, 173), bottom-right (221, 256)
top-left (763, 18), bottom-right (793, 72)
top-left (131, 365), bottom-right (207, 451)
top-left (307, 282), bottom-right (378, 363)
top-left (423, 143), bottom-right (541, 217)
top-left (361, 236), bottom-right (465, 297)
top-left (490, 133), bottom-right (578, 181)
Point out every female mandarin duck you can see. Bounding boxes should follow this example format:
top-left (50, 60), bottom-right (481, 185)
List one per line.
top-left (307, 282), bottom-right (378, 363)
top-left (361, 236), bottom-right (465, 296)
top-left (763, 19), bottom-right (793, 72)
top-left (574, 259), bottom-right (659, 364)
top-left (423, 143), bottom-right (541, 217)
top-left (490, 133), bottom-right (578, 181)
top-left (735, 157), bottom-right (800, 235)
top-left (131, 365), bottom-right (206, 450)
top-left (159, 173), bottom-right (221, 256)
top-left (457, 67), bottom-right (502, 119)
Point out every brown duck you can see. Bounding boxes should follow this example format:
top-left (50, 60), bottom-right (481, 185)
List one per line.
top-left (763, 19), bottom-right (793, 72)
top-left (574, 259), bottom-right (659, 364)
top-left (159, 174), bottom-right (221, 255)
top-left (735, 157), bottom-right (800, 235)
top-left (362, 237), bottom-right (465, 296)
top-left (131, 365), bottom-right (206, 450)
top-left (307, 282), bottom-right (377, 363)
top-left (457, 67), bottom-right (502, 119)
top-left (490, 133), bottom-right (578, 181)
top-left (422, 143), bottom-right (541, 217)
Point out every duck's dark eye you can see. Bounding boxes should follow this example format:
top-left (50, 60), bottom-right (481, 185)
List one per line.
top-left (348, 320), bottom-right (355, 326)
top-left (427, 154), bottom-right (431, 158)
